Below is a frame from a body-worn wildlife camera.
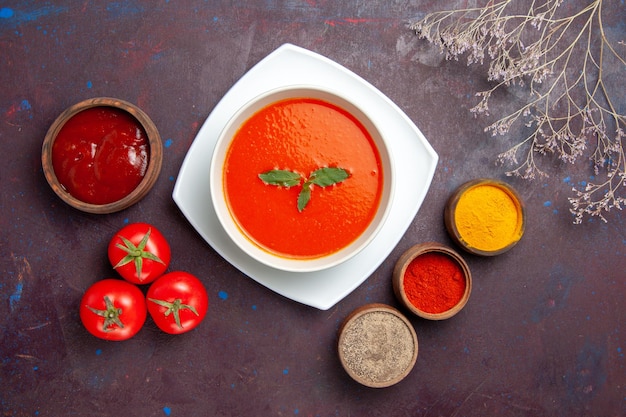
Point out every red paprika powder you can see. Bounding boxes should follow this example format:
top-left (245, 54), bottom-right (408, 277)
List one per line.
top-left (403, 252), bottom-right (465, 314)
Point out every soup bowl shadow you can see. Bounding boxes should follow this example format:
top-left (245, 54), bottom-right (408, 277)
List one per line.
top-left (210, 85), bottom-right (395, 273)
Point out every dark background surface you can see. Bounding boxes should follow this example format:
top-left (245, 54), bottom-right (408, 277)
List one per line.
top-left (1, 1), bottom-right (624, 416)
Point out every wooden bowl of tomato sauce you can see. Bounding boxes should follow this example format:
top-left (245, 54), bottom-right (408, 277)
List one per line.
top-left (42, 97), bottom-right (162, 214)
top-left (210, 85), bottom-right (395, 272)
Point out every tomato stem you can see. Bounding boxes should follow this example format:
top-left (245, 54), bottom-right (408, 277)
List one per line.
top-left (113, 228), bottom-right (165, 282)
top-left (86, 296), bottom-right (124, 331)
top-left (148, 298), bottom-right (199, 329)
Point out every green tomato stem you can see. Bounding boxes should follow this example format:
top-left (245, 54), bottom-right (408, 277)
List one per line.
top-left (87, 296), bottom-right (124, 331)
top-left (113, 228), bottom-right (165, 281)
top-left (148, 298), bottom-right (199, 329)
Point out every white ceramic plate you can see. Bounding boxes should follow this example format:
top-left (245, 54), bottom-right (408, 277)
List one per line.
top-left (173, 44), bottom-right (438, 310)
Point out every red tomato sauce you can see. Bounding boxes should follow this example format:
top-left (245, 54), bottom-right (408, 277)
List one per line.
top-left (224, 98), bottom-right (384, 259)
top-left (52, 107), bottom-right (149, 205)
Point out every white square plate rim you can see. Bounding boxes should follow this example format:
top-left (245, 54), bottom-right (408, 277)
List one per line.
top-left (173, 43), bottom-right (438, 310)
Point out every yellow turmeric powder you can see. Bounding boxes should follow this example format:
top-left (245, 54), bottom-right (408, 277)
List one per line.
top-left (454, 183), bottom-right (523, 252)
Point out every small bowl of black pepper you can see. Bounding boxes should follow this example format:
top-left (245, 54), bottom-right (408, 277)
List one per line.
top-left (337, 303), bottom-right (418, 388)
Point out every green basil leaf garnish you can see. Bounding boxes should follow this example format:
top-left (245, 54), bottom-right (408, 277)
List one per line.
top-left (258, 167), bottom-right (350, 212)
top-left (309, 167), bottom-right (350, 187)
top-left (258, 170), bottom-right (302, 187)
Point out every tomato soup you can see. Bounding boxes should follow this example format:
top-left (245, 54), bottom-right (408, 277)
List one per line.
top-left (223, 98), bottom-right (384, 259)
top-left (52, 107), bottom-right (149, 205)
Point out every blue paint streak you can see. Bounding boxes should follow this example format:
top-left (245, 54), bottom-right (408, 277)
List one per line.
top-left (162, 407), bottom-right (171, 416)
top-left (86, 80), bottom-right (93, 89)
top-left (218, 290), bottom-right (228, 300)
top-left (0, 5), bottom-right (68, 29)
top-left (564, 341), bottom-right (607, 401)
top-left (0, 8), bottom-right (14, 18)
top-left (106, 2), bottom-right (144, 18)
top-left (9, 282), bottom-right (24, 311)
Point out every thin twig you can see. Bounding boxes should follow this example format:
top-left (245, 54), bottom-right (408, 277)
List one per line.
top-left (411, 0), bottom-right (625, 223)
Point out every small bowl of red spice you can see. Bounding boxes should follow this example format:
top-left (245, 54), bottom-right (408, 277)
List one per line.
top-left (392, 242), bottom-right (471, 320)
top-left (42, 97), bottom-right (162, 214)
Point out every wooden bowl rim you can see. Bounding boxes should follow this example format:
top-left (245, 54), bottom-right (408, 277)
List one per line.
top-left (444, 178), bottom-right (526, 256)
top-left (41, 97), bottom-right (162, 214)
top-left (392, 242), bottom-right (472, 320)
top-left (337, 303), bottom-right (418, 388)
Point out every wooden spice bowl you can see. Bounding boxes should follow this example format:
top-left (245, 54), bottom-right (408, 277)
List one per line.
top-left (41, 97), bottom-right (162, 214)
top-left (444, 178), bottom-right (526, 256)
top-left (338, 303), bottom-right (418, 388)
top-left (392, 242), bottom-right (472, 320)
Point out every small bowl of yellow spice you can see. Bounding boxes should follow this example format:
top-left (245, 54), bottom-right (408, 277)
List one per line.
top-left (444, 179), bottom-right (525, 256)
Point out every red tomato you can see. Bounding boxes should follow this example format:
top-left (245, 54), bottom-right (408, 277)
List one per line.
top-left (108, 222), bottom-right (171, 285)
top-left (80, 279), bottom-right (147, 341)
top-left (146, 271), bottom-right (208, 334)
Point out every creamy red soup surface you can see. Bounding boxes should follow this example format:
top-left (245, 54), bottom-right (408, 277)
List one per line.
top-left (223, 97), bottom-right (384, 259)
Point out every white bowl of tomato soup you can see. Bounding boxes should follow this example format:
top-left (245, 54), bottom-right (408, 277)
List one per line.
top-left (210, 85), bottom-right (394, 273)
